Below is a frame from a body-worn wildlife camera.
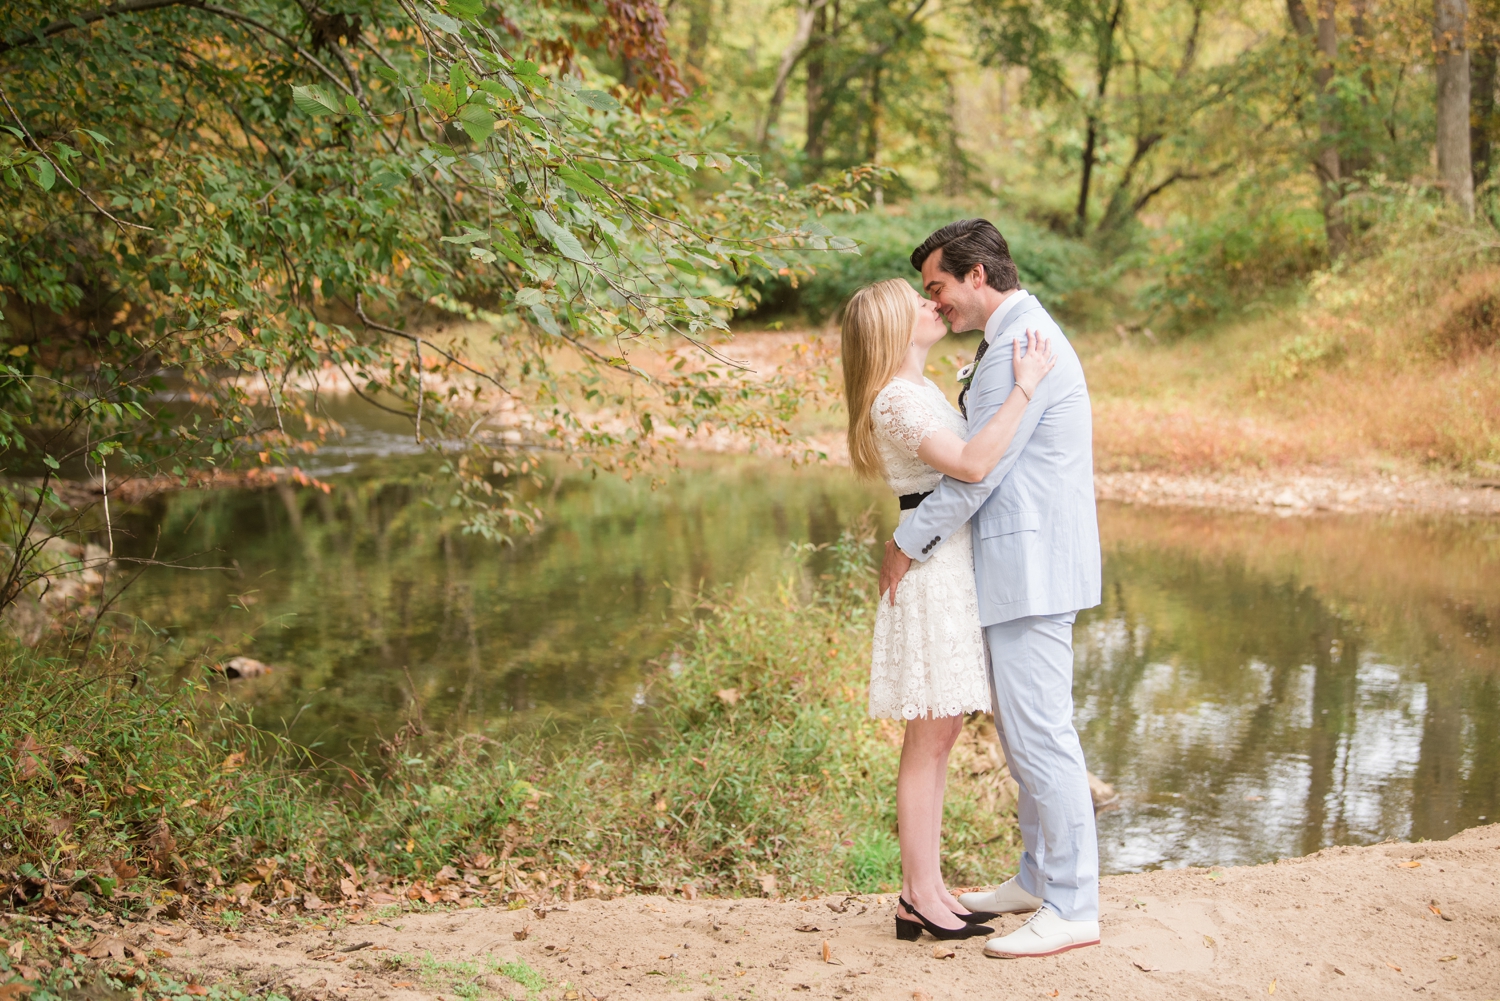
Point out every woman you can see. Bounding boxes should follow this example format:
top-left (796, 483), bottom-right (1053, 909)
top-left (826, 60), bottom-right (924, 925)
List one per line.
top-left (841, 278), bottom-right (1055, 941)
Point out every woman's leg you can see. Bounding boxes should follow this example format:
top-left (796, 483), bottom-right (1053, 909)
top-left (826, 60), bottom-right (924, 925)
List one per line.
top-left (896, 713), bottom-right (964, 928)
top-left (928, 720), bottom-right (966, 912)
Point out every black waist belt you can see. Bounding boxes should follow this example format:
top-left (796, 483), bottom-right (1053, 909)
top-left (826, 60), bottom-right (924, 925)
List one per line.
top-left (898, 491), bottom-right (932, 511)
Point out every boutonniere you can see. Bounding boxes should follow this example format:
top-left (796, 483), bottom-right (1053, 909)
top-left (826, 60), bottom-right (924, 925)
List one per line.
top-left (956, 362), bottom-right (976, 390)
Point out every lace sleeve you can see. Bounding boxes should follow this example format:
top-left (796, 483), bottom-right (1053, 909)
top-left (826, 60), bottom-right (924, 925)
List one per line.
top-left (871, 380), bottom-right (938, 456)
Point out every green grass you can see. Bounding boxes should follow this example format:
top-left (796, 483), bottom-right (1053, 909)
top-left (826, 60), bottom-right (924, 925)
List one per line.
top-left (0, 528), bottom-right (1022, 917)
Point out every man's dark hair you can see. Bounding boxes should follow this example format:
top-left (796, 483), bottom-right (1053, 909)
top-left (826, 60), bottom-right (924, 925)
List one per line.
top-left (909, 219), bottom-right (1019, 292)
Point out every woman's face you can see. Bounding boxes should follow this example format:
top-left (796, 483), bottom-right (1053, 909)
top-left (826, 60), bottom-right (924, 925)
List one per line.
top-left (908, 285), bottom-right (948, 350)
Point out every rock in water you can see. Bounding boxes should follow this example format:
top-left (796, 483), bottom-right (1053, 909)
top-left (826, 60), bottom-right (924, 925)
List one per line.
top-left (222, 657), bottom-right (273, 678)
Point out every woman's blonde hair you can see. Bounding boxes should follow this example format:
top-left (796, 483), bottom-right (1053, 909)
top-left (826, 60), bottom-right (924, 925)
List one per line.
top-left (841, 278), bottom-right (916, 480)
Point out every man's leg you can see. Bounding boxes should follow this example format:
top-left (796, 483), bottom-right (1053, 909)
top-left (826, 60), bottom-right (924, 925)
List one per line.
top-left (984, 612), bottom-right (1098, 922)
top-left (986, 651), bottom-right (1044, 897)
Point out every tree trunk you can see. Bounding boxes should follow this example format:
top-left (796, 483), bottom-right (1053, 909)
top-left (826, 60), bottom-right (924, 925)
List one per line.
top-left (756, 0), bottom-right (829, 147)
top-left (1076, 0), bottom-right (1125, 234)
top-left (685, 0), bottom-right (712, 81)
top-left (1310, 0), bottom-right (1349, 256)
top-left (1435, 0), bottom-right (1476, 217)
top-left (804, 3), bottom-right (829, 169)
top-left (1475, 24), bottom-right (1498, 188)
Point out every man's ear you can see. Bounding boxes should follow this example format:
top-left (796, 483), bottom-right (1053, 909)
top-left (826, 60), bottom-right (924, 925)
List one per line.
top-left (969, 264), bottom-right (987, 289)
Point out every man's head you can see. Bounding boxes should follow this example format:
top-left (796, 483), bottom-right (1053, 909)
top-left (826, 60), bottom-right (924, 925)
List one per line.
top-left (910, 219), bottom-right (1020, 333)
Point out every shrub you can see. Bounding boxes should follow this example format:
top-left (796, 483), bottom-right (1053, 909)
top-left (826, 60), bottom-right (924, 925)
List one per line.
top-left (1137, 204), bottom-right (1326, 332)
top-left (740, 201), bottom-right (1100, 323)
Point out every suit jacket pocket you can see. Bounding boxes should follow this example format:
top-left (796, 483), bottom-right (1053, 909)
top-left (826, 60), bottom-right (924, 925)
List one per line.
top-left (977, 510), bottom-right (1040, 539)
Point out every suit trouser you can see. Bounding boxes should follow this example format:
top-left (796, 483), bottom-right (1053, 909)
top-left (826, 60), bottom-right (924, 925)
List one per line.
top-left (984, 611), bottom-right (1099, 922)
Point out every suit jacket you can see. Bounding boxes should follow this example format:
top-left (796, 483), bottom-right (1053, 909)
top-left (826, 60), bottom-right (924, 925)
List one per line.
top-left (892, 293), bottom-right (1101, 626)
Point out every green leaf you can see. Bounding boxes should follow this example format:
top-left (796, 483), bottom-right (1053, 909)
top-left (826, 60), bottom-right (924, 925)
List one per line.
top-left (344, 94), bottom-right (362, 114)
top-left (665, 258), bottom-right (700, 275)
top-left (577, 89), bottom-right (620, 112)
top-left (292, 84), bottom-right (341, 117)
top-left (78, 128), bottom-right (112, 146)
top-left (373, 64), bottom-right (401, 83)
top-left (34, 158), bottom-right (55, 191)
top-left (529, 303), bottom-right (560, 335)
top-left (457, 104), bottom-right (494, 143)
top-left (449, 62), bottom-right (469, 97)
top-left (649, 153), bottom-right (690, 177)
top-left (43, 454), bottom-right (60, 470)
top-left (441, 228), bottom-right (490, 245)
top-left (557, 165), bottom-right (606, 198)
top-left (372, 170), bottom-right (405, 189)
top-left (447, 0), bottom-right (485, 18)
top-left (532, 212), bottom-right (590, 264)
top-left (426, 10), bottom-right (461, 34)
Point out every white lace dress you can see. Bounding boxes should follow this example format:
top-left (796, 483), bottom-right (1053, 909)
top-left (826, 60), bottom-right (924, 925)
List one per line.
top-left (867, 377), bottom-right (991, 720)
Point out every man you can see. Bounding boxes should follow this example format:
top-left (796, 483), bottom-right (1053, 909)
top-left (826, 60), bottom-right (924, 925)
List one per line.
top-left (880, 219), bottom-right (1102, 958)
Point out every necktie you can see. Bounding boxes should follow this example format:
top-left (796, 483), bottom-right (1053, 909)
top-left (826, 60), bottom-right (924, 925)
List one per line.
top-left (958, 336), bottom-right (990, 421)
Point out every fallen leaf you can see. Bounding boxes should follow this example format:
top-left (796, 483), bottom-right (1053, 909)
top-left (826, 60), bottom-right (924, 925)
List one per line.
top-left (715, 688), bottom-right (740, 707)
top-left (513, 927), bottom-right (529, 941)
top-left (1333, 967), bottom-right (1345, 976)
top-left (221, 752), bottom-right (245, 771)
top-left (85, 937), bottom-right (127, 960)
top-left (391, 983), bottom-right (415, 989)
top-left (1429, 904), bottom-right (1442, 915)
top-left (911, 993), bottom-right (931, 1001)
top-left (5, 942), bottom-right (22, 960)
top-left (185, 985), bottom-right (210, 997)
top-left (795, 924), bottom-right (820, 933)
top-left (821, 940), bottom-right (832, 964)
top-left (1438, 955), bottom-right (1457, 962)
top-left (1132, 960), bottom-right (1159, 972)
top-left (1268, 980), bottom-right (1276, 995)
top-left (1203, 935), bottom-right (1215, 948)
top-left (1397, 861), bottom-right (1421, 869)
top-left (1386, 962), bottom-right (1402, 972)
top-left (564, 993), bottom-right (580, 1001)
top-left (0, 985), bottom-right (36, 1001)
top-left (930, 945), bottom-right (955, 960)
top-left (759, 874), bottom-right (777, 897)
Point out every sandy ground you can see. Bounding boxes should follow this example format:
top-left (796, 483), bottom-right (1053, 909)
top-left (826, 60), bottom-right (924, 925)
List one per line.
top-left (137, 825), bottom-right (1500, 1001)
top-left (1094, 471), bottom-right (1500, 517)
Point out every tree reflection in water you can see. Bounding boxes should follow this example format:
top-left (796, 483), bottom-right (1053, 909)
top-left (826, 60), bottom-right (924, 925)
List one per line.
top-left (1079, 504), bottom-right (1500, 871)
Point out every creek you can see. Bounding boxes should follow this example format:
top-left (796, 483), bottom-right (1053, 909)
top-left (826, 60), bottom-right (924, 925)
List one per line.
top-left (111, 405), bottom-right (1500, 874)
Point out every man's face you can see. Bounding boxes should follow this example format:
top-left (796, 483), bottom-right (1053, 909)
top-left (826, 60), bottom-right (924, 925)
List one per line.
top-left (919, 250), bottom-right (987, 333)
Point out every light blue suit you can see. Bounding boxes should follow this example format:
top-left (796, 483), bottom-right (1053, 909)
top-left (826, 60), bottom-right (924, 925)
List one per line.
top-left (892, 292), bottom-right (1102, 921)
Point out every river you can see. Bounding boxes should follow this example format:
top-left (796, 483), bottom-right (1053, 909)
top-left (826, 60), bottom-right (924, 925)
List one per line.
top-left (111, 408), bottom-right (1500, 875)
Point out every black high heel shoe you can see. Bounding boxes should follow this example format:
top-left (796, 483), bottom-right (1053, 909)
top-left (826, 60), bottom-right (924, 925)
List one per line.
top-left (955, 908), bottom-right (1001, 924)
top-left (894, 897), bottom-right (994, 941)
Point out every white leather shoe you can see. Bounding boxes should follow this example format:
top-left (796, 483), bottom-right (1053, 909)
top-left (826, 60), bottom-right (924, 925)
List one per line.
top-left (958, 878), bottom-right (1043, 915)
top-left (983, 907), bottom-right (1100, 958)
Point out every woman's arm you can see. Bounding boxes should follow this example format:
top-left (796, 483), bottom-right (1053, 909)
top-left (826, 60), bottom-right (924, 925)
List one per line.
top-left (916, 329), bottom-right (1055, 484)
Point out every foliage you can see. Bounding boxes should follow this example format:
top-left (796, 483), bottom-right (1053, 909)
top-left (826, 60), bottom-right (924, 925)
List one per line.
top-left (742, 201), bottom-right (1101, 322)
top-left (1137, 200), bottom-right (1326, 331)
top-left (0, 529), bottom-right (1019, 913)
top-left (0, 0), bottom-right (880, 605)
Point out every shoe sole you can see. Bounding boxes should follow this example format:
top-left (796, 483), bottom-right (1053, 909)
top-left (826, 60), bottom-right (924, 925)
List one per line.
top-left (983, 939), bottom-right (1099, 959)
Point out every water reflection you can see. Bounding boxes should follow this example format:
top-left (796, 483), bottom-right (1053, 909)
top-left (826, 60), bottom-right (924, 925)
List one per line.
top-left (1079, 504), bottom-right (1500, 871)
top-left (114, 461), bottom-right (886, 752)
top-left (112, 445), bottom-right (1500, 870)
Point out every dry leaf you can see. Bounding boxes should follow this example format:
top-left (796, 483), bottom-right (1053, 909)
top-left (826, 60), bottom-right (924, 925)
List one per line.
top-left (1438, 955), bottom-right (1457, 962)
top-left (1386, 962), bottom-right (1402, 972)
top-left (185, 985), bottom-right (210, 996)
top-left (5, 941), bottom-right (23, 960)
top-left (220, 753), bottom-right (245, 772)
top-left (911, 993), bottom-right (931, 1001)
top-left (1397, 861), bottom-right (1421, 868)
top-left (715, 688), bottom-right (740, 707)
top-left (564, 993), bottom-right (580, 1000)
top-left (1203, 935), bottom-right (1215, 948)
top-left (930, 945), bottom-right (955, 960)
top-left (795, 924), bottom-right (820, 933)
top-left (821, 940), bottom-right (832, 964)
top-left (513, 927), bottom-right (529, 941)
top-left (85, 937), bottom-right (127, 961)
top-left (1267, 980), bottom-right (1276, 995)
top-left (680, 883), bottom-right (698, 901)
top-left (1132, 960), bottom-right (1159, 972)
top-left (758, 874), bottom-right (777, 897)
top-left (0, 985), bottom-right (36, 1001)
top-left (391, 983), bottom-right (415, 989)
top-left (1333, 968), bottom-right (1345, 976)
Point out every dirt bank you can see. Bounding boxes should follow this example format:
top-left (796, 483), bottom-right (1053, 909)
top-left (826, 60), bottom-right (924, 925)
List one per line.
top-left (139, 825), bottom-right (1499, 1001)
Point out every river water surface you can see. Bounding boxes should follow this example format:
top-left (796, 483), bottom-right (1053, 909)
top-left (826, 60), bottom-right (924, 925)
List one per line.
top-left (112, 411), bottom-right (1500, 875)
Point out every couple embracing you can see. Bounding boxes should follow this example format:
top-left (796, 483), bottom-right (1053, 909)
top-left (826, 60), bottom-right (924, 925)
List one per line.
top-left (840, 219), bottom-right (1102, 959)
